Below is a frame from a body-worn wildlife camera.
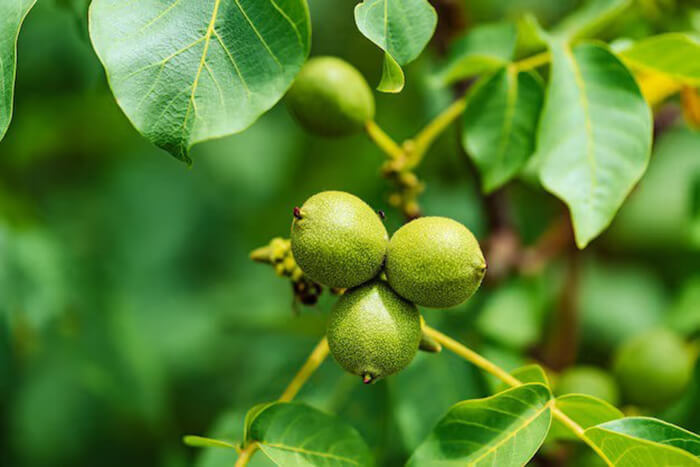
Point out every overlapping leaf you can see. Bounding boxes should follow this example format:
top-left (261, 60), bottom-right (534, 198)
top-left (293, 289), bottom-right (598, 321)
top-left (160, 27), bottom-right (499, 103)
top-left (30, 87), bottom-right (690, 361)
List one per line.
top-left (552, 0), bottom-right (631, 41)
top-left (548, 394), bottom-right (623, 441)
top-left (439, 23), bottom-right (517, 85)
top-left (89, 0), bottom-right (311, 162)
top-left (246, 402), bottom-right (372, 466)
top-left (407, 383), bottom-right (552, 466)
top-left (354, 0), bottom-right (437, 93)
top-left (0, 0), bottom-right (36, 142)
top-left (621, 33), bottom-right (700, 84)
top-left (536, 41), bottom-right (652, 248)
top-left (463, 67), bottom-right (544, 192)
top-left (586, 417), bottom-right (700, 465)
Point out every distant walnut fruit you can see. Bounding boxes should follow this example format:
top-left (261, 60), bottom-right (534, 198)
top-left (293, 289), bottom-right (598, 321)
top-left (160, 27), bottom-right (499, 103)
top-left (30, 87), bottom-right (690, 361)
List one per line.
top-left (286, 57), bottom-right (375, 137)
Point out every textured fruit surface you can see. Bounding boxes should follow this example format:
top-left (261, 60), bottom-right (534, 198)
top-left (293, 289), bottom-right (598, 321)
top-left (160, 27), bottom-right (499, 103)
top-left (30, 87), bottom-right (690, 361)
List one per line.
top-left (286, 57), bottom-right (374, 137)
top-left (613, 328), bottom-right (693, 407)
top-left (555, 366), bottom-right (620, 405)
top-left (291, 191), bottom-right (388, 288)
top-left (327, 281), bottom-right (421, 381)
top-left (386, 216), bottom-right (486, 308)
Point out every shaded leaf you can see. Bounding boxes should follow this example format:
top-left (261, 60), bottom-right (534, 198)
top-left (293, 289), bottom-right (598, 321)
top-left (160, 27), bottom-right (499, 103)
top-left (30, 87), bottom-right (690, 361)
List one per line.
top-left (354, 0), bottom-right (436, 93)
top-left (537, 41), bottom-right (652, 248)
top-left (439, 23), bottom-right (517, 85)
top-left (552, 0), bottom-right (631, 42)
top-left (586, 417), bottom-right (700, 465)
top-left (89, 0), bottom-right (311, 162)
top-left (0, 0), bottom-right (36, 141)
top-left (464, 67), bottom-right (544, 193)
top-left (246, 401), bottom-right (372, 466)
top-left (407, 383), bottom-right (552, 466)
top-left (496, 365), bottom-right (550, 393)
top-left (549, 394), bottom-right (623, 441)
top-left (621, 33), bottom-right (700, 85)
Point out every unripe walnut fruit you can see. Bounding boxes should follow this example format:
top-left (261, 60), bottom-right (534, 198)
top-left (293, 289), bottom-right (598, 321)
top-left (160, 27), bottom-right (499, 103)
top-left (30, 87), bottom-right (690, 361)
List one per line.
top-left (613, 328), bottom-right (693, 408)
top-left (327, 281), bottom-right (421, 382)
top-left (291, 191), bottom-right (387, 289)
top-left (555, 366), bottom-right (620, 406)
top-left (385, 217), bottom-right (486, 308)
top-left (286, 57), bottom-right (374, 137)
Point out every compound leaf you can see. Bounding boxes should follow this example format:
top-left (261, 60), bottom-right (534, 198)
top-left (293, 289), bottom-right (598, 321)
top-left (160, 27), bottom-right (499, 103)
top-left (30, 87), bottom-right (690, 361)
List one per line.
top-left (552, 0), bottom-right (631, 42)
top-left (246, 401), bottom-right (372, 466)
top-left (464, 67), bottom-right (544, 193)
top-left (537, 41), bottom-right (652, 248)
top-left (354, 0), bottom-right (436, 93)
top-left (407, 383), bottom-right (552, 466)
top-left (0, 0), bottom-right (36, 142)
top-left (438, 22), bottom-right (517, 85)
top-left (621, 33), bottom-right (700, 85)
top-left (89, 0), bottom-right (311, 162)
top-left (586, 417), bottom-right (700, 466)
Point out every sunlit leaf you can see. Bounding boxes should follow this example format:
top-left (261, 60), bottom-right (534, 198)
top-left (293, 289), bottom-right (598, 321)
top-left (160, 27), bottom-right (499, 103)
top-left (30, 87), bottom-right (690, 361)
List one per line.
top-left (0, 0), bottom-right (36, 142)
top-left (183, 435), bottom-right (239, 451)
top-left (621, 33), bottom-right (700, 85)
top-left (549, 394), bottom-right (623, 441)
top-left (439, 22), bottom-right (517, 85)
top-left (586, 417), bottom-right (700, 465)
top-left (552, 0), bottom-right (631, 42)
top-left (463, 67), bottom-right (544, 193)
top-left (246, 401), bottom-right (372, 466)
top-left (495, 365), bottom-right (550, 393)
top-left (354, 0), bottom-right (436, 93)
top-left (536, 41), bottom-right (652, 248)
top-left (89, 0), bottom-right (311, 162)
top-left (407, 383), bottom-right (552, 466)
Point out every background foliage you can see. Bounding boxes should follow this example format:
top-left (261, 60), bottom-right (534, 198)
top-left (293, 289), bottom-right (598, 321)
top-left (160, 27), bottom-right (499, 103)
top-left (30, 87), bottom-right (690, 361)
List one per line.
top-left (1, 0), bottom-right (700, 466)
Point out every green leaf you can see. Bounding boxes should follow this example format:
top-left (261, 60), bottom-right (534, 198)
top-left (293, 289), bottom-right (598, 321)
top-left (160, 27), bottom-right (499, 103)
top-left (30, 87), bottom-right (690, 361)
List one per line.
top-left (0, 0), bottom-right (36, 142)
top-left (463, 67), bottom-right (544, 193)
top-left (407, 383), bottom-right (552, 466)
top-left (354, 0), bottom-right (437, 93)
top-left (586, 417), bottom-right (700, 465)
top-left (495, 365), bottom-right (550, 393)
top-left (552, 0), bottom-right (631, 42)
top-left (183, 435), bottom-right (239, 450)
top-left (548, 394), bottom-right (623, 441)
top-left (536, 41), bottom-right (652, 248)
top-left (621, 33), bottom-right (700, 85)
top-left (438, 23), bottom-right (517, 85)
top-left (89, 0), bottom-right (311, 163)
top-left (246, 401), bottom-right (373, 466)
top-left (377, 53), bottom-right (405, 93)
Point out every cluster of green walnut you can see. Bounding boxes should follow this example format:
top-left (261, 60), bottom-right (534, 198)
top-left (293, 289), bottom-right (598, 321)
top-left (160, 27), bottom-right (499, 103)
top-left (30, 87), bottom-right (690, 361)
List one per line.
top-left (291, 191), bottom-right (486, 383)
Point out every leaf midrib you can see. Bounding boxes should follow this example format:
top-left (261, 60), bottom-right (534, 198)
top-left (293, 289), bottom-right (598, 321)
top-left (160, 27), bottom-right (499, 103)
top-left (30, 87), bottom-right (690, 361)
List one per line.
top-left (260, 442), bottom-right (361, 465)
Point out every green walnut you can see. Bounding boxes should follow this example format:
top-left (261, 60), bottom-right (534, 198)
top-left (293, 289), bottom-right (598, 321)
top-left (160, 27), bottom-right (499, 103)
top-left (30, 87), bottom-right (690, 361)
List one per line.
top-left (613, 328), bottom-right (694, 408)
top-left (385, 216), bottom-right (486, 308)
top-left (327, 281), bottom-right (422, 383)
top-left (286, 56), bottom-right (375, 137)
top-left (291, 191), bottom-right (387, 289)
top-left (555, 366), bottom-right (620, 406)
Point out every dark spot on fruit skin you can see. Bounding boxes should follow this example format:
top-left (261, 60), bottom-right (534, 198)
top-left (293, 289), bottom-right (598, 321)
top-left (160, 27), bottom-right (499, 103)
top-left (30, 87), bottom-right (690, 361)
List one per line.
top-left (293, 207), bottom-right (303, 220)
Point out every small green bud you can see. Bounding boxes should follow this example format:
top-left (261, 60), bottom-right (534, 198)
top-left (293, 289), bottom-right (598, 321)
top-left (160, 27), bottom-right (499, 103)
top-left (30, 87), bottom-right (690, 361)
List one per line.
top-left (385, 217), bottom-right (486, 308)
top-left (286, 57), bottom-right (375, 137)
top-left (613, 328), bottom-right (694, 408)
top-left (327, 281), bottom-right (421, 381)
top-left (291, 191), bottom-right (388, 288)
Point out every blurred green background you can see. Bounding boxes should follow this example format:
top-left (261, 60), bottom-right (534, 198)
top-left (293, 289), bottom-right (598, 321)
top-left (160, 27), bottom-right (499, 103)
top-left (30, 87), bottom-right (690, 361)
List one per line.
top-left (1, 1), bottom-right (699, 466)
